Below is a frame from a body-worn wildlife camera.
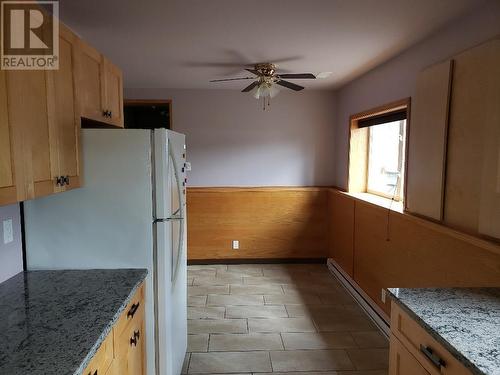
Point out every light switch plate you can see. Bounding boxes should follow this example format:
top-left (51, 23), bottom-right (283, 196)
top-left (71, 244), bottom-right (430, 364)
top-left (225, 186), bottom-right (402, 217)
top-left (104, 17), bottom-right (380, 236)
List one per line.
top-left (3, 218), bottom-right (14, 244)
top-left (232, 240), bottom-right (239, 250)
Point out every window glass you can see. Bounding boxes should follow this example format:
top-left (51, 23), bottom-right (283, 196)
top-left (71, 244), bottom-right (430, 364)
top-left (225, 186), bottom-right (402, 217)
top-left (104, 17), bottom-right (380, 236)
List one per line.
top-left (367, 120), bottom-right (406, 200)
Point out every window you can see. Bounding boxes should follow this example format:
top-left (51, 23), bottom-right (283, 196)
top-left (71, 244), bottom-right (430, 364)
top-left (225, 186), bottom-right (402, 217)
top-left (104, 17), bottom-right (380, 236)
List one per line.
top-left (348, 99), bottom-right (410, 203)
top-left (367, 119), bottom-right (406, 200)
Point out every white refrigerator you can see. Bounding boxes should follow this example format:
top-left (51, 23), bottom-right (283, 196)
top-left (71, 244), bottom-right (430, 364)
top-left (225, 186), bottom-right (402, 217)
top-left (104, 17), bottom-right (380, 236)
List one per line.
top-left (23, 129), bottom-right (188, 375)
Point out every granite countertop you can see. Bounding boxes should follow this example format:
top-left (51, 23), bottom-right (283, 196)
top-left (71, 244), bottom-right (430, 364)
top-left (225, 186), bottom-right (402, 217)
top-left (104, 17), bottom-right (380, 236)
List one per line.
top-left (388, 288), bottom-right (500, 375)
top-left (0, 269), bottom-right (148, 375)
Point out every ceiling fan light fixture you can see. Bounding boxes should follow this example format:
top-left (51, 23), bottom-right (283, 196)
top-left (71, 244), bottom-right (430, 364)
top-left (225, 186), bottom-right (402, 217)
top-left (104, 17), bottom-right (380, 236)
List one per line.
top-left (251, 81), bottom-right (280, 100)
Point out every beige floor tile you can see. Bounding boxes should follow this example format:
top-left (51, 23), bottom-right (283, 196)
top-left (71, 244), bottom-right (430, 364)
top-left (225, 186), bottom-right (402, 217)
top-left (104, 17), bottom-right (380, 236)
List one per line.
top-left (188, 319), bottom-right (247, 334)
top-left (209, 333), bottom-right (283, 351)
top-left (188, 285), bottom-right (230, 296)
top-left (248, 317), bottom-right (316, 333)
top-left (188, 295), bottom-right (207, 307)
top-left (351, 331), bottom-right (389, 348)
top-left (188, 306), bottom-right (225, 320)
top-left (347, 349), bottom-right (389, 370)
top-left (319, 291), bottom-right (358, 305)
top-left (314, 314), bottom-right (377, 332)
top-left (281, 332), bottom-right (358, 350)
top-left (226, 305), bottom-right (287, 318)
top-left (188, 334), bottom-right (209, 352)
top-left (188, 268), bottom-right (217, 277)
top-left (188, 351), bottom-right (272, 373)
top-left (193, 275), bottom-right (243, 286)
top-left (262, 268), bottom-right (311, 277)
top-left (219, 268), bottom-right (263, 277)
top-left (230, 284), bottom-right (283, 295)
top-left (282, 283), bottom-right (341, 295)
top-left (207, 294), bottom-right (264, 306)
top-left (285, 304), bottom-right (350, 318)
top-left (270, 349), bottom-right (354, 372)
top-left (265, 293), bottom-right (322, 305)
top-left (182, 353), bottom-right (190, 374)
top-left (243, 276), bottom-right (293, 285)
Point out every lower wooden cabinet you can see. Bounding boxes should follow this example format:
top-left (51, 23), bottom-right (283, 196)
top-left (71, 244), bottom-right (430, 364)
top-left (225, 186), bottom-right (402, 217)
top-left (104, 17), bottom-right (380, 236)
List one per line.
top-left (389, 301), bottom-right (472, 375)
top-left (84, 283), bottom-right (146, 375)
top-left (389, 335), bottom-right (430, 375)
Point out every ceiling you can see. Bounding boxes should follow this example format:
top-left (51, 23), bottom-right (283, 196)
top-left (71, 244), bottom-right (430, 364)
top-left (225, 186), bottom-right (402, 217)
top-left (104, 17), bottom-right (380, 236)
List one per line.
top-left (59, 0), bottom-right (481, 90)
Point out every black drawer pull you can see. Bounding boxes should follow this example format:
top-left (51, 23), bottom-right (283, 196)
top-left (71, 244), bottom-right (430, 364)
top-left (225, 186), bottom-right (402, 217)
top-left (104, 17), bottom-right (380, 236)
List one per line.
top-left (127, 302), bottom-right (140, 319)
top-left (420, 345), bottom-right (445, 369)
top-left (130, 330), bottom-right (140, 347)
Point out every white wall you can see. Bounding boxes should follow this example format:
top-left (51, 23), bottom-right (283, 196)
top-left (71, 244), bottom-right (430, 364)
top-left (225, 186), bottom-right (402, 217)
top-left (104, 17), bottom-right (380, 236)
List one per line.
top-left (0, 204), bottom-right (23, 283)
top-left (334, 0), bottom-right (500, 188)
top-left (125, 89), bottom-right (336, 187)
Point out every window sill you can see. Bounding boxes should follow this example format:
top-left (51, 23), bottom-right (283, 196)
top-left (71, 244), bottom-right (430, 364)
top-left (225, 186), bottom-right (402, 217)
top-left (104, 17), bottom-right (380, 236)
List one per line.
top-left (344, 192), bottom-right (404, 213)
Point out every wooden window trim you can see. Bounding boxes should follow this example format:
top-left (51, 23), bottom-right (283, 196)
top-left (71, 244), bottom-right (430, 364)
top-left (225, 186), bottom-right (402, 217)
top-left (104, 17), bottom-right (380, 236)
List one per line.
top-left (347, 98), bottom-right (411, 207)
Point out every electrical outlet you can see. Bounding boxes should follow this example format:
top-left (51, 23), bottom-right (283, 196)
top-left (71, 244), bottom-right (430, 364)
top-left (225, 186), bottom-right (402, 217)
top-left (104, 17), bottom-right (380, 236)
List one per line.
top-left (381, 288), bottom-right (387, 303)
top-left (232, 240), bottom-right (239, 250)
top-left (3, 219), bottom-right (14, 244)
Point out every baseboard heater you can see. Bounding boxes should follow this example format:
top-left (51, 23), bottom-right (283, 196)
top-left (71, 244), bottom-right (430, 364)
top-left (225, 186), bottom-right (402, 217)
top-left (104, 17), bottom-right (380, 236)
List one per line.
top-left (326, 258), bottom-right (390, 338)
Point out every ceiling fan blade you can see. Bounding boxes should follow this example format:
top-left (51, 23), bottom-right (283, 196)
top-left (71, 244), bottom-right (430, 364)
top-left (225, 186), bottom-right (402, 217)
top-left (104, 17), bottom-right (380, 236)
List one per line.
top-left (277, 73), bottom-right (316, 79)
top-left (276, 80), bottom-right (304, 91)
top-left (245, 68), bottom-right (259, 75)
top-left (210, 77), bottom-right (255, 82)
top-left (242, 81), bottom-right (258, 92)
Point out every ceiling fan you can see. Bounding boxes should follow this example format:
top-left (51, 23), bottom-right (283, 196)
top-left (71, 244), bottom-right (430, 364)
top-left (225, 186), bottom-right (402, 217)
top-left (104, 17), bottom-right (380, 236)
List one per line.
top-left (209, 63), bottom-right (316, 109)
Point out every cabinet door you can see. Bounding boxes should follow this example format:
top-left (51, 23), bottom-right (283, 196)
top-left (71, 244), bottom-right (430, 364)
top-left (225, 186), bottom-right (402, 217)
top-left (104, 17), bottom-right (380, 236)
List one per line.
top-left (6, 70), bottom-right (58, 199)
top-left (75, 40), bottom-right (106, 122)
top-left (445, 38), bottom-right (500, 237)
top-left (329, 191), bottom-right (355, 276)
top-left (115, 318), bottom-right (146, 375)
top-left (103, 58), bottom-right (124, 127)
top-left (0, 70), bottom-right (19, 205)
top-left (52, 25), bottom-right (81, 191)
top-left (406, 60), bottom-right (453, 221)
top-left (389, 335), bottom-right (430, 375)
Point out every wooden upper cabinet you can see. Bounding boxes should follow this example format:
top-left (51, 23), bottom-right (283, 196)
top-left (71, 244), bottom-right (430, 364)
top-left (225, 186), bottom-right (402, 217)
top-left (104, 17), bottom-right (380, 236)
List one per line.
top-left (0, 70), bottom-right (20, 205)
top-left (51, 25), bottom-right (81, 191)
top-left (103, 58), bottom-right (124, 127)
top-left (6, 70), bottom-right (57, 200)
top-left (75, 40), bottom-right (124, 127)
top-left (444, 38), bottom-right (500, 238)
top-left (406, 60), bottom-right (453, 221)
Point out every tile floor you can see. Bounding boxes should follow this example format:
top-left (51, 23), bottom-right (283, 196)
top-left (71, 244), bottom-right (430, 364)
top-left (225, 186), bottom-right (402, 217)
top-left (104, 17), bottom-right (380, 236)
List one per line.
top-left (184, 263), bottom-right (389, 375)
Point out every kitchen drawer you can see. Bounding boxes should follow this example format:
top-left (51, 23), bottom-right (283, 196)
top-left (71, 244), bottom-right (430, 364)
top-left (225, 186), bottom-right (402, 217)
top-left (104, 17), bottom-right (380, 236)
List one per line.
top-left (390, 302), bottom-right (472, 375)
top-left (114, 284), bottom-right (145, 340)
top-left (82, 331), bottom-right (114, 375)
top-left (389, 334), bottom-right (430, 375)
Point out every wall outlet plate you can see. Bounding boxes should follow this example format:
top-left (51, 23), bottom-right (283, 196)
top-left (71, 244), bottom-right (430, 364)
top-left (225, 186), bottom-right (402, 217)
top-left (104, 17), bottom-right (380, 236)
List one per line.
top-left (3, 218), bottom-right (14, 244)
top-left (232, 240), bottom-right (239, 250)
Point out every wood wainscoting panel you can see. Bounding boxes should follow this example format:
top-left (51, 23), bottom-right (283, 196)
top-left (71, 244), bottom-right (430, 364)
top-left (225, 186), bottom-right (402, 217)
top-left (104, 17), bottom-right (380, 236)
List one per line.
top-left (352, 197), bottom-right (500, 315)
top-left (328, 190), bottom-right (355, 277)
top-left (187, 187), bottom-right (329, 260)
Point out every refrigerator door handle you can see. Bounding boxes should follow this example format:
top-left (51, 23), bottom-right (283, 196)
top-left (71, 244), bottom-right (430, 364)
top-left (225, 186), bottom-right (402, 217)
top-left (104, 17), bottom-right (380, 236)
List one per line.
top-left (154, 216), bottom-right (183, 223)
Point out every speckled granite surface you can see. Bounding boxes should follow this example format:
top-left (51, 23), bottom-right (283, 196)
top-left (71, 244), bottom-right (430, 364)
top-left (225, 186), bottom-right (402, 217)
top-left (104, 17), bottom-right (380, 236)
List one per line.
top-left (388, 288), bottom-right (500, 375)
top-left (0, 269), bottom-right (147, 375)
